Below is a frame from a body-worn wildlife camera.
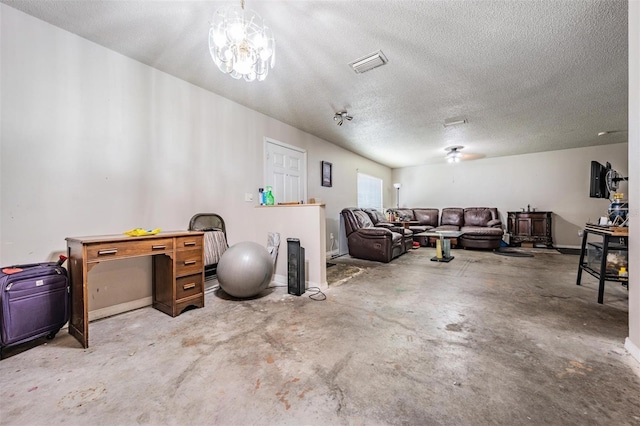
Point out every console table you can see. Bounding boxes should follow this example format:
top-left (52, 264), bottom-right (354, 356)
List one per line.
top-left (66, 231), bottom-right (205, 348)
top-left (576, 224), bottom-right (628, 304)
top-left (507, 211), bottom-right (553, 248)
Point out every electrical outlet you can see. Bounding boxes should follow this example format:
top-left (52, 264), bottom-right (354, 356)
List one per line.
top-left (245, 193), bottom-right (254, 202)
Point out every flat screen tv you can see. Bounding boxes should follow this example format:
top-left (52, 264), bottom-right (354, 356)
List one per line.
top-left (589, 161), bottom-right (610, 199)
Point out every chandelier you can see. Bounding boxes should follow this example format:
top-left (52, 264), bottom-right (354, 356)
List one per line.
top-left (208, 0), bottom-right (276, 82)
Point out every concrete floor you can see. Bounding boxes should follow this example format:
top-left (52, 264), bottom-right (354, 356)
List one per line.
top-left (1, 247), bottom-right (638, 425)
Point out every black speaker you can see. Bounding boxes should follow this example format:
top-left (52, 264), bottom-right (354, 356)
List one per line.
top-left (287, 238), bottom-right (305, 296)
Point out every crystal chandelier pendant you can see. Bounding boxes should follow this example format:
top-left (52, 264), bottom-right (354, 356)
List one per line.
top-left (208, 0), bottom-right (275, 82)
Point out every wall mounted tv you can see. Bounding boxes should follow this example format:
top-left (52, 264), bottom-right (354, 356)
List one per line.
top-left (590, 161), bottom-right (628, 199)
top-left (589, 161), bottom-right (610, 199)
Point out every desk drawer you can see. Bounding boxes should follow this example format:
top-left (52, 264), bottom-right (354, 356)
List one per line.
top-left (86, 238), bottom-right (173, 261)
top-left (176, 249), bottom-right (203, 276)
top-left (176, 235), bottom-right (203, 250)
top-left (176, 273), bottom-right (203, 300)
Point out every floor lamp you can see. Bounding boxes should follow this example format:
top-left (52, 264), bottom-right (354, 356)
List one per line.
top-left (393, 183), bottom-right (401, 208)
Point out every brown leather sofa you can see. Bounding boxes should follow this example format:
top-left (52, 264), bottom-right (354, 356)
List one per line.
top-left (363, 209), bottom-right (424, 235)
top-left (435, 207), bottom-right (503, 249)
top-left (385, 208), bottom-right (439, 246)
top-left (384, 207), bottom-right (503, 249)
top-left (386, 208), bottom-right (438, 234)
top-left (341, 208), bottom-right (410, 262)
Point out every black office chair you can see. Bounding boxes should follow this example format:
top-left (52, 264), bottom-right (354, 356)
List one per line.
top-left (188, 213), bottom-right (228, 278)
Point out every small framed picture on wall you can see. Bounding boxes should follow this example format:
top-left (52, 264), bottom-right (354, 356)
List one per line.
top-left (321, 161), bottom-right (332, 187)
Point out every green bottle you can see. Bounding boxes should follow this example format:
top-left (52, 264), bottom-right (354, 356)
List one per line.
top-left (265, 186), bottom-right (274, 205)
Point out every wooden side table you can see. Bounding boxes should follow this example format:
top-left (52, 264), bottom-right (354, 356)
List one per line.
top-left (576, 224), bottom-right (628, 304)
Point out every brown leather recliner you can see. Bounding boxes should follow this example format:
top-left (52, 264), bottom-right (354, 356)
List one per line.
top-left (341, 208), bottom-right (406, 262)
top-left (459, 207), bottom-right (503, 249)
top-left (435, 208), bottom-right (465, 232)
top-left (364, 208), bottom-right (415, 251)
top-left (412, 208), bottom-right (439, 229)
top-left (432, 207), bottom-right (502, 249)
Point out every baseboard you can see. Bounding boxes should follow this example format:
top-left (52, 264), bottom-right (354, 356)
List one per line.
top-left (272, 273), bottom-right (287, 287)
top-left (326, 249), bottom-right (339, 259)
top-left (88, 297), bottom-right (153, 322)
top-left (554, 244), bottom-right (582, 250)
top-left (625, 338), bottom-right (640, 365)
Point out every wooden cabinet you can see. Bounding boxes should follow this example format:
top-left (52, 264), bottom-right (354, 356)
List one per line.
top-left (507, 211), bottom-right (553, 248)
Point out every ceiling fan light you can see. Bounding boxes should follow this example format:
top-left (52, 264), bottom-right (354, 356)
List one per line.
top-left (445, 145), bottom-right (464, 162)
top-left (334, 110), bottom-right (353, 126)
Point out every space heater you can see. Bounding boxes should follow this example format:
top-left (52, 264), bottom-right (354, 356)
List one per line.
top-left (287, 238), bottom-right (305, 296)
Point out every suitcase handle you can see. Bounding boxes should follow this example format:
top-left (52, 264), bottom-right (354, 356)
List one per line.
top-left (7, 255), bottom-right (67, 270)
top-left (7, 262), bottom-right (54, 269)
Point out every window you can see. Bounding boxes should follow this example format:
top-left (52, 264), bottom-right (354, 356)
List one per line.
top-left (357, 173), bottom-right (383, 211)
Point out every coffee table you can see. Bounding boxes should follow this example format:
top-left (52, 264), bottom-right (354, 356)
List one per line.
top-left (413, 230), bottom-right (464, 262)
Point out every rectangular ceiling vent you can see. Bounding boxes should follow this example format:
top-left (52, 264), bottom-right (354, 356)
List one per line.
top-left (349, 50), bottom-right (388, 74)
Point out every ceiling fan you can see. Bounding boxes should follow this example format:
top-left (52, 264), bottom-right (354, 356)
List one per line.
top-left (445, 145), bottom-right (464, 163)
top-left (333, 111), bottom-right (353, 126)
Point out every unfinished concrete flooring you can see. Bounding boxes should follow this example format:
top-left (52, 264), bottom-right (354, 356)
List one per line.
top-left (1, 248), bottom-right (638, 425)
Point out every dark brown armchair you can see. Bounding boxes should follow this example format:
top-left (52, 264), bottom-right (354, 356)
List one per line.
top-left (341, 208), bottom-right (406, 263)
top-left (459, 207), bottom-right (503, 249)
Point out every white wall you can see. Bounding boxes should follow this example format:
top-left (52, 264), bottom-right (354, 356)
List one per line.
top-left (0, 5), bottom-right (390, 310)
top-left (625, 0), bottom-right (639, 363)
top-left (393, 144), bottom-right (629, 248)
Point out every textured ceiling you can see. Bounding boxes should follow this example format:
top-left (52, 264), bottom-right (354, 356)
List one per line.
top-left (1, 0), bottom-right (628, 168)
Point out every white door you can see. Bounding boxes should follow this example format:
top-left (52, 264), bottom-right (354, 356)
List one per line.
top-left (265, 138), bottom-right (307, 204)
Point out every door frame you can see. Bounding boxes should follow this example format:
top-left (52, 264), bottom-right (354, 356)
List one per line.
top-left (264, 137), bottom-right (308, 203)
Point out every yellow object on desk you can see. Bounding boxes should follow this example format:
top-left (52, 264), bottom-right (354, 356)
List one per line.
top-left (124, 228), bottom-right (161, 237)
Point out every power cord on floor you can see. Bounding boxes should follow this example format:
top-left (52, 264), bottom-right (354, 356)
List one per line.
top-left (267, 284), bottom-right (326, 301)
top-left (210, 277), bottom-right (324, 301)
top-left (306, 286), bottom-right (326, 301)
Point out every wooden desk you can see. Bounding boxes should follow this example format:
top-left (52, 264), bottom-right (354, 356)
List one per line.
top-left (66, 231), bottom-right (205, 348)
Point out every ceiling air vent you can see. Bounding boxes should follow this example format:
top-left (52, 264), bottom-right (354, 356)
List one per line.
top-left (349, 50), bottom-right (388, 74)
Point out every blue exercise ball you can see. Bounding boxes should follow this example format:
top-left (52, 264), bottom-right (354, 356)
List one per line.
top-left (216, 241), bottom-right (274, 298)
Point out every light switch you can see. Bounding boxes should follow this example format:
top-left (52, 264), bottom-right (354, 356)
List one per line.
top-left (245, 193), bottom-right (254, 202)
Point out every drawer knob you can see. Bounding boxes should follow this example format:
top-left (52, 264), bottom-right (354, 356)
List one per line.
top-left (183, 283), bottom-right (196, 290)
top-left (152, 245), bottom-right (166, 250)
top-left (184, 260), bottom-right (197, 265)
top-left (98, 249), bottom-right (118, 255)
top-left (184, 241), bottom-right (196, 246)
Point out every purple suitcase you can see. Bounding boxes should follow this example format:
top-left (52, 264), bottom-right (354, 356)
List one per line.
top-left (0, 262), bottom-right (69, 354)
